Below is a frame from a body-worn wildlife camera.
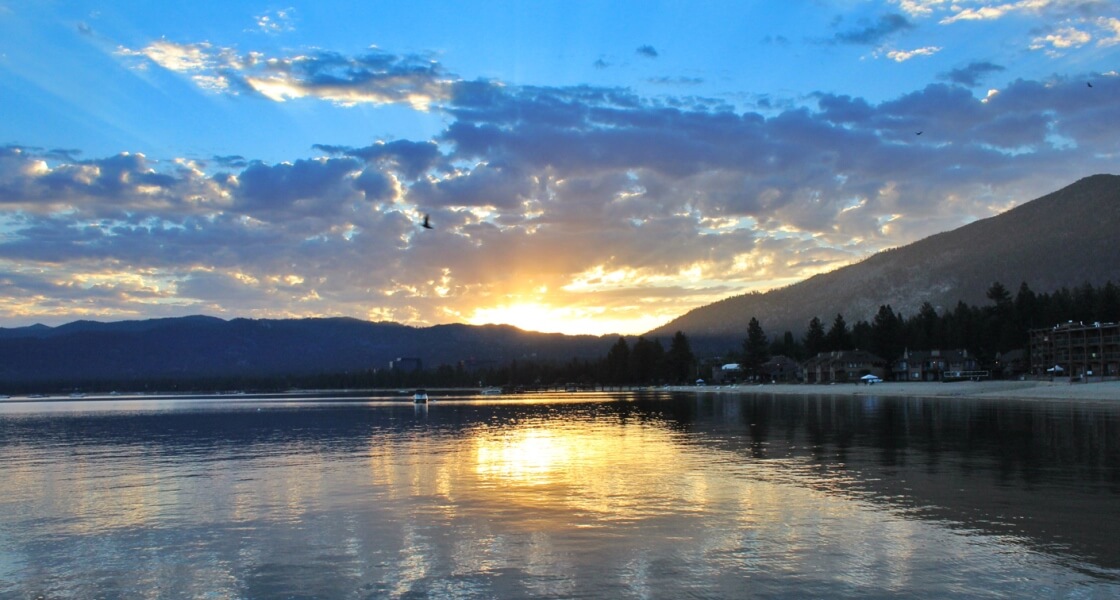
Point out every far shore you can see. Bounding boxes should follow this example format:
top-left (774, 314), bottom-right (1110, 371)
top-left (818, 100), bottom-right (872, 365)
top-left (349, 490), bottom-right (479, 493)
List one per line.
top-left (670, 379), bottom-right (1120, 402)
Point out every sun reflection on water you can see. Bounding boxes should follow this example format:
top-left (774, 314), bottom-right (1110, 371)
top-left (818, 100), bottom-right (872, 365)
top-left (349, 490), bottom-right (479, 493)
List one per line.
top-left (474, 427), bottom-right (584, 486)
top-left (3, 396), bottom-right (1118, 598)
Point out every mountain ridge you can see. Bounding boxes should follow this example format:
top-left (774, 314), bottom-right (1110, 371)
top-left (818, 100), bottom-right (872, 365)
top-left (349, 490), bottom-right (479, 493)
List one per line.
top-left (0, 317), bottom-right (615, 385)
top-left (3, 174), bottom-right (1118, 384)
top-left (647, 174), bottom-right (1120, 349)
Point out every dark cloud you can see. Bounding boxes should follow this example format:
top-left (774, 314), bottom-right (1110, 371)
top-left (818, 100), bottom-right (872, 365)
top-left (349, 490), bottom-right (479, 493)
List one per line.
top-left (45, 148), bottom-right (83, 162)
top-left (234, 157), bottom-right (361, 218)
top-left (636, 45), bottom-right (659, 58)
top-left (211, 155), bottom-right (249, 169)
top-left (38, 154), bottom-right (177, 199)
top-left (815, 93), bottom-right (876, 124)
top-left (0, 150), bottom-right (201, 215)
top-left (832, 13), bottom-right (914, 45)
top-left (940, 61), bottom-right (1006, 87)
top-left (648, 76), bottom-right (704, 86)
top-left (353, 169), bottom-right (394, 202)
top-left (5, 70), bottom-right (1118, 329)
top-left (410, 163), bottom-right (532, 210)
top-left (312, 140), bottom-right (443, 180)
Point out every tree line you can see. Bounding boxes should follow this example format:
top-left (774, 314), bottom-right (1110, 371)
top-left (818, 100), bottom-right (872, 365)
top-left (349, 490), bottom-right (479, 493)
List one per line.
top-left (375, 279), bottom-right (1118, 386)
top-left (735, 280), bottom-right (1120, 376)
top-left (20, 280), bottom-right (1115, 394)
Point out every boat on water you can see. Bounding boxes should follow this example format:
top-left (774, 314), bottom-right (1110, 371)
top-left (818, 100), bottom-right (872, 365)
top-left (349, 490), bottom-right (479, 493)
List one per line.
top-left (480, 387), bottom-right (502, 396)
top-left (413, 389), bottom-right (429, 403)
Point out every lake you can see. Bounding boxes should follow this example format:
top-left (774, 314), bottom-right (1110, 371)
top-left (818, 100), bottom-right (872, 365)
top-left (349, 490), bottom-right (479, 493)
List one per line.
top-left (1, 390), bottom-right (1118, 599)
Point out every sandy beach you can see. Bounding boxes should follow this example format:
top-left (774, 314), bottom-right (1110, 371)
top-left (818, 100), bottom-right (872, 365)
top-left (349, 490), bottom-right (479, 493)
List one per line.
top-left (674, 379), bottom-right (1120, 402)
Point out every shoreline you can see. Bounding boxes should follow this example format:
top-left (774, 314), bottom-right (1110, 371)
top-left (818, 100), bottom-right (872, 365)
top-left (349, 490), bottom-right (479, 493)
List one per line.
top-left (671, 379), bottom-right (1120, 402)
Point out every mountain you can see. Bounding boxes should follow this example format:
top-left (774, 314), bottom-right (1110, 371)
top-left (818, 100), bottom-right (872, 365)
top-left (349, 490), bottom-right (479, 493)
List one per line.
top-left (648, 174), bottom-right (1120, 350)
top-left (5, 174), bottom-right (1117, 386)
top-left (0, 317), bottom-right (614, 386)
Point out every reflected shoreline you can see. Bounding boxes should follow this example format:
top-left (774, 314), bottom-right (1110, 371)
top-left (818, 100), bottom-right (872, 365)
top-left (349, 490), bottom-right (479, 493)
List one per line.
top-left (1, 391), bottom-right (1118, 597)
top-left (671, 379), bottom-right (1120, 402)
top-left (4, 379), bottom-right (1120, 406)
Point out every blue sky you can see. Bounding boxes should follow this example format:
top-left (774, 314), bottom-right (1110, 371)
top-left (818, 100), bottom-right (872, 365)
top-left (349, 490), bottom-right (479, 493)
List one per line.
top-left (1, 1), bottom-right (1118, 334)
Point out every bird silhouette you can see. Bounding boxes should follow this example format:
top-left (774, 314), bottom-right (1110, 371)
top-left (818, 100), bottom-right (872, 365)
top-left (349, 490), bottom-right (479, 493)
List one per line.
top-left (1087, 82), bottom-right (1093, 88)
top-left (915, 131), bottom-right (923, 136)
top-left (421, 214), bottom-right (433, 230)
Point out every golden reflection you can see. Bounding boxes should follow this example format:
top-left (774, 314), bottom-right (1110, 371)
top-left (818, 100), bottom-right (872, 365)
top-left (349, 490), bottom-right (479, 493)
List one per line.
top-left (2, 401), bottom-right (988, 595)
top-left (474, 427), bottom-right (582, 485)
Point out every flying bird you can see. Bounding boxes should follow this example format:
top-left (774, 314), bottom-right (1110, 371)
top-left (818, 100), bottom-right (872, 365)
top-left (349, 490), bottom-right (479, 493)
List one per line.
top-left (421, 214), bottom-right (433, 230)
top-left (915, 131), bottom-right (923, 136)
top-left (1087, 81), bottom-right (1093, 88)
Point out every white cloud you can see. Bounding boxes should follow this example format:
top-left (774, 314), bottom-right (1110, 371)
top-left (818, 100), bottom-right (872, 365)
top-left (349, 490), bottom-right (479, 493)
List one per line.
top-left (892, 0), bottom-right (951, 18)
top-left (940, 4), bottom-right (1013, 24)
top-left (116, 41), bottom-right (452, 109)
top-left (1030, 26), bottom-right (1092, 51)
top-left (117, 40), bottom-right (219, 72)
top-left (4, 67), bottom-right (1119, 331)
top-left (885, 46), bottom-right (943, 62)
top-left (938, 0), bottom-right (1080, 24)
top-left (904, 0), bottom-right (1115, 28)
top-left (1097, 16), bottom-right (1120, 46)
top-left (254, 8), bottom-right (295, 34)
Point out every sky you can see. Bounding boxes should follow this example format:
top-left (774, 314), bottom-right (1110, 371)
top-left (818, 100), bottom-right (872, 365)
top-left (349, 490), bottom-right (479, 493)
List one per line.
top-left (1, 0), bottom-right (1118, 335)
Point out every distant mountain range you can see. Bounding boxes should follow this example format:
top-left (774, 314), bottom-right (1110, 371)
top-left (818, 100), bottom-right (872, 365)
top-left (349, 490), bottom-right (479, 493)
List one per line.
top-left (0, 316), bottom-right (613, 386)
top-left (4, 174), bottom-right (1118, 386)
top-left (648, 174), bottom-right (1120, 351)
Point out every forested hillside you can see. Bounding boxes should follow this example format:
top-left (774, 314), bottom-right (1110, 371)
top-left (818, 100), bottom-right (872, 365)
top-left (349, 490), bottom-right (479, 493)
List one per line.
top-left (650, 174), bottom-right (1120, 352)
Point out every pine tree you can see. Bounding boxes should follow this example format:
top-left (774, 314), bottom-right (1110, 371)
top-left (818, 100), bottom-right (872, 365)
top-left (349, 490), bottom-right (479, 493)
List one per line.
top-left (803, 316), bottom-right (826, 357)
top-left (825, 313), bottom-right (852, 352)
top-left (630, 336), bottom-right (664, 384)
top-left (606, 337), bottom-right (631, 384)
top-left (770, 330), bottom-right (802, 360)
top-left (1097, 282), bottom-right (1120, 322)
top-left (870, 305), bottom-right (904, 361)
top-left (742, 317), bottom-right (770, 378)
top-left (665, 331), bottom-right (695, 383)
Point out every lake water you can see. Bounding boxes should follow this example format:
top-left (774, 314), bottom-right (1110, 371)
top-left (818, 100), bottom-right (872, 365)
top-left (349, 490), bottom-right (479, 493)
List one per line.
top-left (1, 390), bottom-right (1118, 599)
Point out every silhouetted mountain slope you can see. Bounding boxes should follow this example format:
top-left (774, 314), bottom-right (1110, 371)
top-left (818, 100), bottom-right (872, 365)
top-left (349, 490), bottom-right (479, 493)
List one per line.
top-left (649, 174), bottom-right (1120, 350)
top-left (0, 317), bottom-right (614, 385)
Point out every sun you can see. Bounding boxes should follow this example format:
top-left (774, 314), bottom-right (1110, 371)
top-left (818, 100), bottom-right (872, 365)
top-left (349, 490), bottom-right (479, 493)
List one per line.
top-left (465, 302), bottom-right (667, 336)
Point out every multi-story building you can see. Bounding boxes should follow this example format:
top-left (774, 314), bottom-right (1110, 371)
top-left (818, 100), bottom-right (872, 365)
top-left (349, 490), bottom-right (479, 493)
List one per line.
top-left (1029, 322), bottom-right (1120, 380)
top-left (892, 349), bottom-right (982, 381)
top-left (760, 355), bottom-right (801, 383)
top-left (801, 350), bottom-right (887, 384)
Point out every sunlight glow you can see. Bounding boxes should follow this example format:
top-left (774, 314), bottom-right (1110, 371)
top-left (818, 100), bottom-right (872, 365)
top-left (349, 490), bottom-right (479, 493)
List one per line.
top-left (466, 302), bottom-right (669, 335)
top-left (475, 428), bottom-right (574, 486)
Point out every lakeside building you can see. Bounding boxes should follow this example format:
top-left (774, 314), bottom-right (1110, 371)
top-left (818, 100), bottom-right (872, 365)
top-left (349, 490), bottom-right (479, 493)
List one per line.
top-left (1029, 321), bottom-right (1120, 380)
top-left (993, 349), bottom-right (1028, 380)
top-left (801, 350), bottom-right (887, 384)
top-left (711, 363), bottom-right (742, 385)
top-left (892, 349), bottom-right (982, 382)
top-left (760, 355), bottom-right (801, 383)
top-left (710, 356), bottom-right (801, 384)
top-left (388, 357), bottom-right (423, 372)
